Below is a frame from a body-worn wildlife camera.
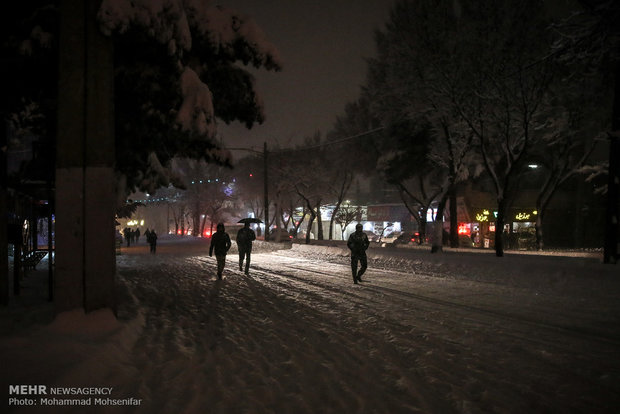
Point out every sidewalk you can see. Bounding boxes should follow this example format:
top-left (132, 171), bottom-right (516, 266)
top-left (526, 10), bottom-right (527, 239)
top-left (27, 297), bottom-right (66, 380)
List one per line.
top-left (296, 238), bottom-right (603, 259)
top-left (0, 236), bottom-right (287, 335)
top-left (1, 258), bottom-right (55, 336)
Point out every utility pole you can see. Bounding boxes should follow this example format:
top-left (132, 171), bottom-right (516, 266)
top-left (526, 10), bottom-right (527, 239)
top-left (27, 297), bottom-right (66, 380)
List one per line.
top-left (264, 141), bottom-right (270, 241)
top-left (227, 143), bottom-right (271, 240)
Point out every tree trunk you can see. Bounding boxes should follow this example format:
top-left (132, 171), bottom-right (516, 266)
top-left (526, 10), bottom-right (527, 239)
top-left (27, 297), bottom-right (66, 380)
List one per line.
top-left (316, 202), bottom-right (324, 240)
top-left (431, 196), bottom-right (447, 253)
top-left (291, 205), bottom-right (306, 238)
top-left (193, 196), bottom-right (200, 236)
top-left (535, 210), bottom-right (544, 251)
top-left (534, 191), bottom-right (552, 252)
top-left (305, 212), bottom-right (315, 244)
top-left (193, 216), bottom-right (199, 237)
top-left (418, 216), bottom-right (427, 245)
top-left (199, 215), bottom-right (205, 236)
top-left (494, 198), bottom-right (507, 257)
top-left (449, 188), bottom-right (459, 248)
top-left (328, 202), bottom-right (341, 241)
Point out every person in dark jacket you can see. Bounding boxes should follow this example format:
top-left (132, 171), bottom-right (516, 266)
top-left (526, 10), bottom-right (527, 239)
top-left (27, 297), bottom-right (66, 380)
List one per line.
top-left (347, 223), bottom-right (370, 284)
top-left (209, 223), bottom-right (232, 280)
top-left (123, 227), bottom-right (132, 247)
top-left (147, 229), bottom-right (158, 253)
top-left (236, 222), bottom-right (256, 275)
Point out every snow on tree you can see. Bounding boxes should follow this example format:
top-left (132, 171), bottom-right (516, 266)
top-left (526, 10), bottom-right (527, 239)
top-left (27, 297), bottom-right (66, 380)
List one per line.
top-left (550, 0), bottom-right (620, 263)
top-left (1, 1), bottom-right (281, 198)
top-left (97, 0), bottom-right (282, 196)
top-left (439, 0), bottom-right (560, 257)
top-left (364, 0), bottom-right (480, 252)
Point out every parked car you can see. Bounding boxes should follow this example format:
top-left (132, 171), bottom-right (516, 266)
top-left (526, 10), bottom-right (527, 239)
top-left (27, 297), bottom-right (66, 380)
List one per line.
top-left (378, 231), bottom-right (402, 244)
top-left (393, 232), bottom-right (420, 245)
top-left (294, 229), bottom-right (314, 240)
top-left (459, 234), bottom-right (474, 247)
top-left (363, 231), bottom-right (378, 242)
top-left (269, 228), bottom-right (292, 242)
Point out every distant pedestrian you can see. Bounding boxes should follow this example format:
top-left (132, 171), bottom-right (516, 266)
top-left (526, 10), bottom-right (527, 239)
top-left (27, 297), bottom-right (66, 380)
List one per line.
top-left (123, 227), bottom-right (132, 247)
top-left (347, 223), bottom-right (370, 284)
top-left (236, 222), bottom-right (256, 275)
top-left (135, 228), bottom-right (141, 243)
top-left (147, 229), bottom-right (158, 253)
top-left (209, 223), bottom-right (232, 280)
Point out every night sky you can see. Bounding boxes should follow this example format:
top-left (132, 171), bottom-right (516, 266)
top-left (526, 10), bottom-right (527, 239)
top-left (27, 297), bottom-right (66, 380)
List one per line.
top-left (216, 0), bottom-right (394, 152)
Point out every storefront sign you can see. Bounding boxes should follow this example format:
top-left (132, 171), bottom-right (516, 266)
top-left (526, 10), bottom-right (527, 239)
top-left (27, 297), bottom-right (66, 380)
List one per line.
top-left (514, 211), bottom-right (537, 221)
top-left (474, 209), bottom-right (493, 222)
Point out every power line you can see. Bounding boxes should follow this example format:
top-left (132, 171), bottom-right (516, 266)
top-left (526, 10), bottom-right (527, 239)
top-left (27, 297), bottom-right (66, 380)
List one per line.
top-left (274, 126), bottom-right (385, 153)
top-left (225, 127), bottom-right (384, 155)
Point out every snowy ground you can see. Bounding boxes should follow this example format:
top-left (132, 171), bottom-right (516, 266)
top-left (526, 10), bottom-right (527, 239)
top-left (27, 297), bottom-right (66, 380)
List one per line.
top-left (2, 236), bottom-right (620, 413)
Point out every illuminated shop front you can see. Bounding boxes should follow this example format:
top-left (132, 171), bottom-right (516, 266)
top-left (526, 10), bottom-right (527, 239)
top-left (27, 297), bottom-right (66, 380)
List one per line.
top-left (458, 208), bottom-right (538, 249)
top-left (510, 209), bottom-right (538, 250)
top-left (461, 209), bottom-right (498, 248)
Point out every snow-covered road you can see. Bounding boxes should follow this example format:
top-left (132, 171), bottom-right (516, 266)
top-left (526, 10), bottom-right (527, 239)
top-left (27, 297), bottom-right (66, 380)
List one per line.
top-left (3, 237), bottom-right (620, 413)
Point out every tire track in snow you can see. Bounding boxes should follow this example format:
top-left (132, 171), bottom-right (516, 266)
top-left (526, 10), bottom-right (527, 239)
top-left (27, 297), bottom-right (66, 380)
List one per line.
top-left (231, 264), bottom-right (454, 412)
top-left (266, 258), bottom-right (620, 347)
top-left (242, 256), bottom-right (620, 411)
top-left (183, 257), bottom-right (444, 412)
top-left (116, 248), bottom-right (620, 412)
top-left (186, 259), bottom-right (446, 412)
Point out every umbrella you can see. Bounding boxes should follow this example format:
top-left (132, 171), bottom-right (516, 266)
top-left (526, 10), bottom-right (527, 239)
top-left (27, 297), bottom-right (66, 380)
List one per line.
top-left (238, 217), bottom-right (263, 224)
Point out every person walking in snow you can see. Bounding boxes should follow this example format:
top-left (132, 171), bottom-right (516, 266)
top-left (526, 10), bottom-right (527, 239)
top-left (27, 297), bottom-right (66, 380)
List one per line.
top-left (347, 223), bottom-right (370, 284)
top-left (236, 222), bottom-right (256, 275)
top-left (147, 229), bottom-right (158, 253)
top-left (209, 223), bottom-right (232, 280)
top-left (123, 227), bottom-right (132, 247)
